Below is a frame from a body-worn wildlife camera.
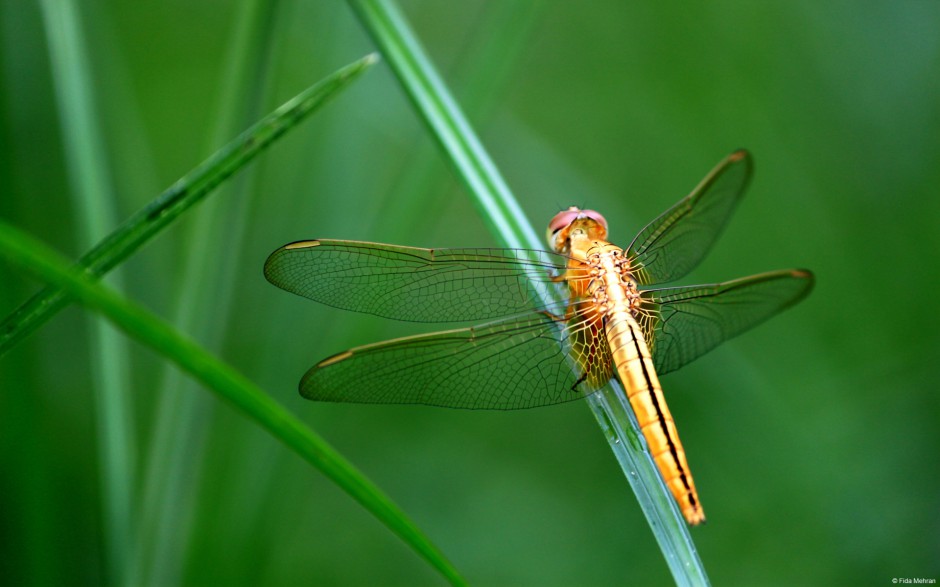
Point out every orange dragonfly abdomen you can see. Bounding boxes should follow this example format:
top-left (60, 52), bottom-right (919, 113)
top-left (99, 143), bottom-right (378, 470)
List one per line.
top-left (605, 311), bottom-right (705, 525)
top-left (572, 239), bottom-right (705, 525)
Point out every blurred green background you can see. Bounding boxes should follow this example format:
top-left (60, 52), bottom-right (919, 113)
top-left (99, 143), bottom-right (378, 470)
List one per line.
top-left (2, 1), bottom-right (939, 585)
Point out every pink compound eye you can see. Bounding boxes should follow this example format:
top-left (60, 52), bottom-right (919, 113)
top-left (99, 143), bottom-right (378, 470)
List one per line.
top-left (548, 208), bottom-right (582, 234)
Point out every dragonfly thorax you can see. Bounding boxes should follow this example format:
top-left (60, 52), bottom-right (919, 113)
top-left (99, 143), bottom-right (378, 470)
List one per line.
top-left (583, 243), bottom-right (640, 318)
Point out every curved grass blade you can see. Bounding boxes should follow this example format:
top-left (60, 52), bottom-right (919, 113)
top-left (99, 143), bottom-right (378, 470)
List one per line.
top-left (0, 53), bottom-right (378, 358)
top-left (0, 220), bottom-right (467, 587)
top-left (348, 1), bottom-right (709, 584)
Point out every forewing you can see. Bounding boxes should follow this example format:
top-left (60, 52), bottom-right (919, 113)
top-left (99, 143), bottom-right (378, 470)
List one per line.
top-left (627, 150), bottom-right (753, 285)
top-left (641, 269), bottom-right (814, 374)
top-left (264, 240), bottom-right (568, 323)
top-left (301, 306), bottom-right (607, 410)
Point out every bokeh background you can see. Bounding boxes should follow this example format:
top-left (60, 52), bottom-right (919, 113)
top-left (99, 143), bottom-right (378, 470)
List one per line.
top-left (2, 1), bottom-right (939, 585)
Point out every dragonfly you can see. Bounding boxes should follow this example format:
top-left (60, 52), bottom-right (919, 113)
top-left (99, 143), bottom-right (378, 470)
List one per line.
top-left (263, 149), bottom-right (813, 525)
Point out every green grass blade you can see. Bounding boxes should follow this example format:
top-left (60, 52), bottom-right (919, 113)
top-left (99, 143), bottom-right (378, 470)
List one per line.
top-left (348, 1), bottom-right (709, 584)
top-left (39, 2), bottom-right (135, 584)
top-left (0, 53), bottom-right (378, 358)
top-left (0, 219), bottom-right (468, 587)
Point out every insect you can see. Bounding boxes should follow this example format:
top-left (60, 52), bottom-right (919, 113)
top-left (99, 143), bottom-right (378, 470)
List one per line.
top-left (264, 150), bottom-right (813, 525)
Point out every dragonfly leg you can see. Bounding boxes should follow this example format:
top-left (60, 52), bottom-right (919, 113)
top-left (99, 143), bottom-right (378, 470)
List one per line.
top-left (538, 308), bottom-right (567, 322)
top-left (538, 301), bottom-right (582, 322)
top-left (570, 370), bottom-right (589, 391)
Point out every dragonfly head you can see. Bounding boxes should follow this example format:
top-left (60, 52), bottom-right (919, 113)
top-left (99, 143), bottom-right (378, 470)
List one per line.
top-left (546, 207), bottom-right (608, 253)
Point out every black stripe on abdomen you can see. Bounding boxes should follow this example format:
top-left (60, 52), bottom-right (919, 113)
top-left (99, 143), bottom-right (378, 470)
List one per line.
top-left (628, 323), bottom-right (696, 508)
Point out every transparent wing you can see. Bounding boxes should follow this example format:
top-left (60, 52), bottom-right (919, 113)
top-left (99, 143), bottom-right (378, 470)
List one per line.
top-left (627, 150), bottom-right (753, 285)
top-left (301, 304), bottom-right (609, 410)
top-left (640, 269), bottom-right (814, 374)
top-left (264, 239), bottom-right (569, 323)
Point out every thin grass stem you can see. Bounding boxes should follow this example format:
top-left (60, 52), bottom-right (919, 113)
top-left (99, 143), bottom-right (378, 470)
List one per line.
top-left (133, 4), bottom-right (278, 584)
top-left (38, 1), bottom-right (135, 583)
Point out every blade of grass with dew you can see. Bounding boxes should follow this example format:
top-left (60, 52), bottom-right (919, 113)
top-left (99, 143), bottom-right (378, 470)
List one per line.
top-left (0, 53), bottom-right (378, 358)
top-left (347, 1), bottom-right (709, 585)
top-left (0, 219), bottom-right (468, 587)
top-left (39, 2), bottom-right (135, 584)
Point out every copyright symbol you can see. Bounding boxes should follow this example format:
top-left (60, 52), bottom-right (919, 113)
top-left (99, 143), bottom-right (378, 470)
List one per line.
top-left (893, 580), bottom-right (898, 584)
